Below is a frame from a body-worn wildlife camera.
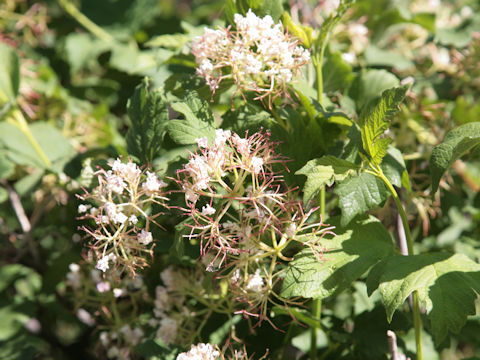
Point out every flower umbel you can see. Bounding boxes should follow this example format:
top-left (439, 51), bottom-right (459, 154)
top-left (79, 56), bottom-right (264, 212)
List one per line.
top-left (176, 129), bottom-right (335, 321)
top-left (191, 9), bottom-right (310, 107)
top-left (77, 158), bottom-right (168, 275)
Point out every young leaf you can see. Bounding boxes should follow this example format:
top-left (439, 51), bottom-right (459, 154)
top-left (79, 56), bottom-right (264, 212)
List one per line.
top-left (430, 122), bottom-right (480, 193)
top-left (281, 216), bottom-right (394, 299)
top-left (296, 156), bottom-right (359, 204)
top-left (367, 253), bottom-right (480, 345)
top-left (126, 78), bottom-right (168, 163)
top-left (282, 12), bottom-right (313, 48)
top-left (334, 172), bottom-right (389, 226)
top-left (359, 86), bottom-right (408, 166)
top-left (166, 90), bottom-right (216, 145)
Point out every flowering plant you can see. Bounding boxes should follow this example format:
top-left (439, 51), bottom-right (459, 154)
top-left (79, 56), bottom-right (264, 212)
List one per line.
top-left (3, 0), bottom-right (480, 360)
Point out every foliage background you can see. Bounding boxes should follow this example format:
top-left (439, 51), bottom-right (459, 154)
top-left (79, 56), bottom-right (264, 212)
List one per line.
top-left (1, 0), bottom-right (480, 359)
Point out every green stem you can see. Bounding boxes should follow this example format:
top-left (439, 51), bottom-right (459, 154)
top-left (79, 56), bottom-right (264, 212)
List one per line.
top-left (9, 109), bottom-right (51, 167)
top-left (313, 31), bottom-right (329, 105)
top-left (310, 298), bottom-right (322, 359)
top-left (310, 187), bottom-right (326, 360)
top-left (376, 167), bottom-right (423, 360)
top-left (56, 0), bottom-right (114, 42)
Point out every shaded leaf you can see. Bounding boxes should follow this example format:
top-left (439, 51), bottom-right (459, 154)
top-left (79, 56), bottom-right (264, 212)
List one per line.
top-left (126, 78), bottom-right (168, 163)
top-left (367, 253), bottom-right (480, 345)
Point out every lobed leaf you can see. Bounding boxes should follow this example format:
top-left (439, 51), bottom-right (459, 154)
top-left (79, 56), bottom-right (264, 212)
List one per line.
top-left (430, 121), bottom-right (480, 193)
top-left (167, 90), bottom-right (216, 145)
top-left (296, 156), bottom-right (359, 204)
top-left (367, 253), bottom-right (480, 345)
top-left (281, 216), bottom-right (395, 299)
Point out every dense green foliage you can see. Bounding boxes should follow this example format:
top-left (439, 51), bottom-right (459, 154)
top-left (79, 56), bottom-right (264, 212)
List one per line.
top-left (1, 0), bottom-right (480, 359)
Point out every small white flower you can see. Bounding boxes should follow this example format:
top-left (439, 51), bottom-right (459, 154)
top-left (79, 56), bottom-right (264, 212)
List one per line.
top-left (232, 134), bottom-right (250, 155)
top-left (106, 172), bottom-right (126, 194)
top-left (113, 288), bottom-right (126, 298)
top-left (77, 308), bottom-right (95, 326)
top-left (129, 214), bottom-right (138, 224)
top-left (131, 328), bottom-right (144, 346)
top-left (177, 343), bottom-right (220, 360)
top-left (107, 346), bottom-right (119, 359)
top-left (214, 129), bottom-right (231, 146)
top-left (96, 256), bottom-right (110, 272)
top-left (138, 230), bottom-right (153, 245)
top-left (246, 269), bottom-right (264, 292)
top-left (195, 136), bottom-right (209, 148)
top-left (96, 281), bottom-right (111, 293)
top-left (100, 331), bottom-right (109, 346)
top-left (154, 285), bottom-right (170, 313)
top-left (113, 212), bottom-right (128, 225)
top-left (78, 204), bottom-right (90, 213)
top-left (142, 171), bottom-right (167, 195)
top-left (156, 317), bottom-right (177, 345)
top-left (250, 156), bottom-right (264, 174)
top-left (201, 204), bottom-right (216, 216)
top-left (69, 263), bottom-right (80, 273)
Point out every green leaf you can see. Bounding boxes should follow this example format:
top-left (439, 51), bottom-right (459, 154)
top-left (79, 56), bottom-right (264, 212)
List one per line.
top-left (62, 33), bottom-right (110, 73)
top-left (322, 49), bottom-right (354, 93)
top-left (110, 42), bottom-right (157, 75)
top-left (167, 91), bottom-right (216, 145)
top-left (145, 33), bottom-right (191, 49)
top-left (126, 78), bottom-right (169, 163)
top-left (367, 253), bottom-right (480, 345)
top-left (281, 216), bottom-right (394, 299)
top-left (430, 122), bottom-right (480, 193)
top-left (359, 86), bottom-right (408, 166)
top-left (0, 43), bottom-right (20, 106)
top-left (364, 45), bottom-right (414, 71)
top-left (334, 172), bottom-right (388, 226)
top-left (348, 69), bottom-right (400, 111)
top-left (380, 146), bottom-right (407, 188)
top-left (296, 156), bottom-right (359, 204)
top-left (0, 155), bottom-right (15, 179)
top-left (282, 12), bottom-right (313, 48)
top-left (0, 122), bottom-right (76, 173)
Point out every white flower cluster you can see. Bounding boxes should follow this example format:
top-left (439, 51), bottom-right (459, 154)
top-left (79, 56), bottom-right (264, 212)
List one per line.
top-left (177, 129), bottom-right (336, 320)
top-left (192, 9), bottom-right (310, 106)
top-left (100, 325), bottom-right (145, 360)
top-left (177, 343), bottom-right (220, 360)
top-left (77, 158), bottom-right (168, 274)
top-left (148, 266), bottom-right (206, 346)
